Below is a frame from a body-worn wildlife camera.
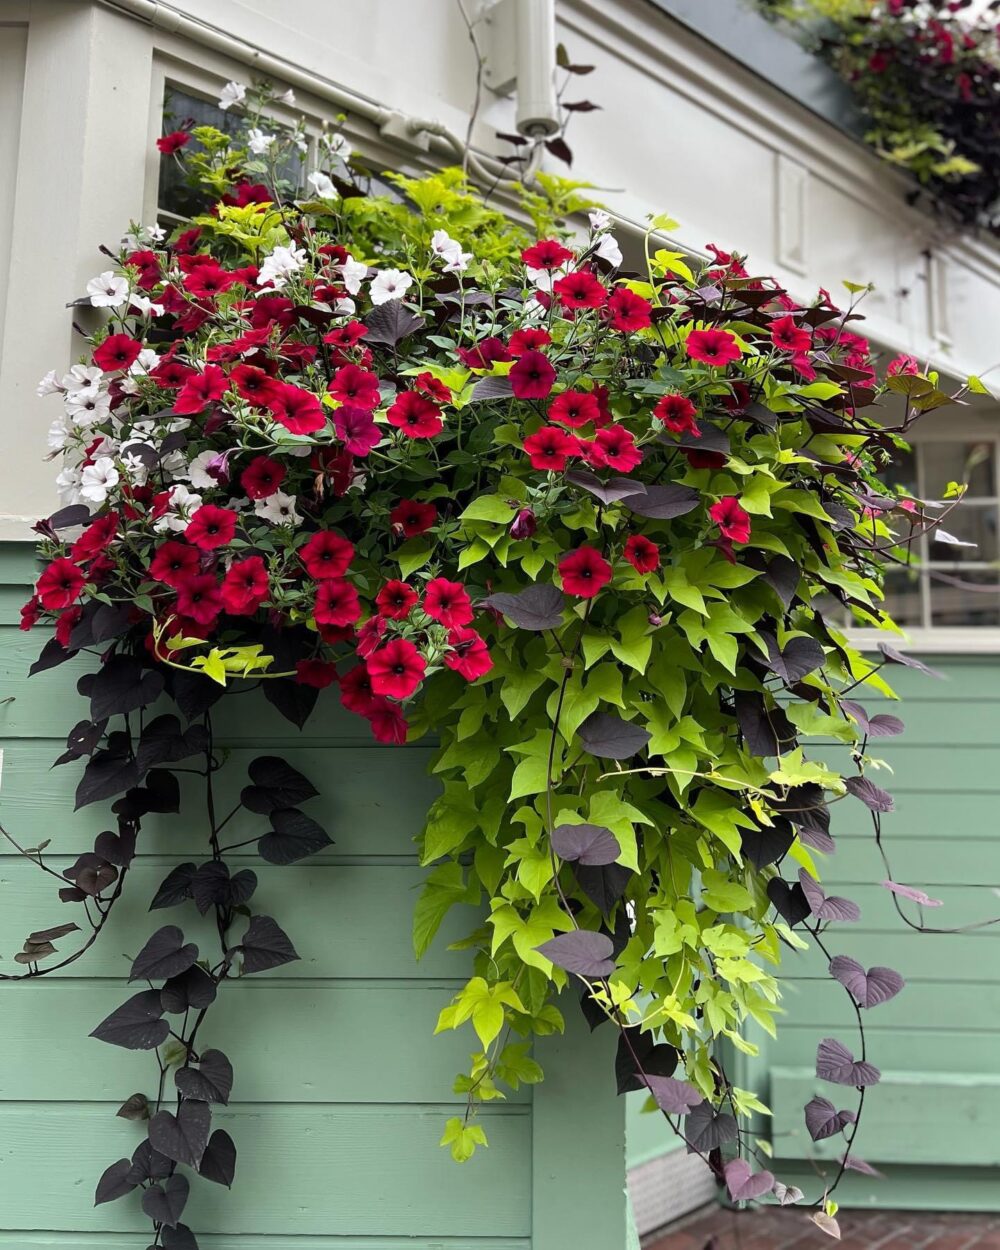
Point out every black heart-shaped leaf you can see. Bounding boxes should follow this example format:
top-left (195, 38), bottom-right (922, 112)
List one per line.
top-left (148, 1100), bottom-right (212, 1168)
top-left (129, 926), bottom-right (199, 983)
top-left (482, 583), bottom-right (565, 630)
top-left (734, 691), bottom-right (796, 758)
top-left (804, 1095), bottom-right (856, 1142)
top-left (816, 1037), bottom-right (881, 1087)
top-left (845, 775), bottom-right (894, 813)
top-left (620, 482), bottom-right (700, 519)
top-left (469, 375), bottom-right (514, 401)
top-left (258, 808), bottom-right (332, 864)
top-left (94, 1158), bottom-right (135, 1205)
top-left (798, 870), bottom-right (861, 922)
top-left (75, 751), bottom-right (140, 809)
top-left (30, 637), bottom-right (79, 675)
top-left (161, 1222), bottom-right (199, 1250)
top-left (646, 1075), bottom-right (705, 1115)
top-left (175, 1050), bottom-right (233, 1104)
top-left (684, 1102), bottom-right (737, 1153)
top-left (64, 852), bottom-right (118, 896)
top-left (573, 861), bottom-right (633, 917)
top-left (116, 1093), bottom-right (150, 1121)
top-left (363, 301), bottom-right (425, 346)
top-left (245, 756), bottom-right (319, 808)
top-left (762, 632), bottom-right (825, 683)
top-left (878, 643), bottom-right (942, 678)
top-left (161, 966), bottom-right (218, 1014)
top-left (91, 991), bottom-right (169, 1050)
top-left (565, 469), bottom-right (644, 505)
top-left (536, 930), bottom-right (615, 977)
top-left (238, 915), bottom-right (299, 974)
top-left (615, 1027), bottom-right (679, 1094)
top-left (190, 862), bottom-right (233, 916)
top-left (766, 878), bottom-right (811, 927)
top-left (94, 828), bottom-right (136, 867)
top-left (150, 862), bottom-right (198, 910)
top-left (199, 1129), bottom-right (237, 1187)
top-left (141, 1174), bottom-right (189, 1228)
top-left (578, 711), bottom-right (651, 759)
top-left (263, 677), bottom-right (318, 728)
top-left (125, 1139), bottom-right (173, 1185)
top-left (740, 818), bottom-right (794, 870)
top-left (89, 656), bottom-right (164, 721)
top-left (829, 955), bottom-right (904, 1008)
top-left (550, 823), bottom-right (620, 866)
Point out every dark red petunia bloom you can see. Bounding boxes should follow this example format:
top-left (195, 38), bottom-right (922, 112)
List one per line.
top-left (509, 350), bottom-right (557, 400)
top-left (548, 390), bottom-right (601, 429)
top-left (36, 558), bottom-right (85, 610)
top-left (424, 578), bottom-right (474, 629)
top-left (268, 383), bottom-right (326, 435)
top-left (221, 556), bottom-right (269, 615)
top-left (770, 315), bottom-right (812, 354)
top-left (508, 327), bottom-right (551, 357)
top-left (93, 334), bottom-right (143, 373)
top-left (19, 595), bottom-right (40, 631)
top-left (456, 336), bottom-right (512, 370)
top-left (390, 499), bottom-right (437, 538)
top-left (314, 579), bottom-right (362, 627)
top-left (182, 262), bottom-right (236, 300)
top-left (376, 579), bottom-right (419, 620)
top-left (683, 448), bottom-right (726, 470)
top-left (185, 505), bottom-right (237, 550)
top-left (386, 391), bottom-right (443, 439)
top-left (553, 269), bottom-right (607, 310)
top-left (174, 365), bottom-right (229, 415)
top-left (125, 249), bottom-right (162, 290)
top-left (250, 295), bottom-right (296, 330)
top-left (295, 659), bottom-right (338, 689)
top-left (523, 426), bottom-right (578, 471)
top-left (593, 426), bottom-right (642, 472)
top-left (887, 353), bottom-right (920, 376)
top-left (709, 496), bottom-right (751, 544)
top-left (522, 239), bottom-right (574, 270)
top-left (157, 130), bottom-right (190, 154)
top-left (366, 638), bottom-right (426, 700)
top-left (55, 605), bottom-right (83, 649)
top-left (443, 627), bottom-right (493, 681)
top-left (686, 329), bottom-right (742, 367)
top-left (149, 540), bottom-right (201, 587)
top-left (71, 514), bottom-right (118, 563)
top-left (174, 573), bottom-right (223, 626)
top-left (654, 393), bottom-right (700, 437)
top-left (340, 664), bottom-right (377, 715)
top-left (607, 287), bottom-right (652, 333)
top-left (328, 364), bottom-right (381, 410)
top-left (510, 507), bottom-right (537, 539)
top-left (356, 616), bottom-right (387, 659)
top-left (240, 455), bottom-right (286, 500)
top-left (231, 364), bottom-right (281, 407)
top-left (333, 405), bottom-right (381, 456)
top-left (414, 372), bottom-right (451, 403)
top-left (624, 534), bottom-right (660, 574)
top-left (151, 359), bottom-right (195, 389)
top-left (322, 321), bottom-right (368, 351)
top-left (559, 546), bottom-right (613, 598)
top-left (367, 698), bottom-right (408, 744)
top-left (300, 531), bottom-right (354, 580)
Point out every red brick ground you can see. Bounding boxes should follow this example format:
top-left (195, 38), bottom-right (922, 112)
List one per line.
top-left (646, 1205), bottom-right (1000, 1250)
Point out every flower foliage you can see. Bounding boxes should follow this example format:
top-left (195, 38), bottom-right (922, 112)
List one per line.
top-left (15, 81), bottom-right (977, 1242)
top-left (757, 0), bottom-right (1000, 231)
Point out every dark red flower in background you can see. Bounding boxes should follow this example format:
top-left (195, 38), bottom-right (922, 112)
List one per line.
top-left (295, 658), bottom-right (338, 688)
top-left (521, 239), bottom-right (574, 270)
top-left (607, 288), bottom-right (652, 332)
top-left (185, 505), bottom-right (237, 550)
top-left (443, 627), bottom-right (493, 681)
top-left (559, 546), bottom-right (613, 598)
top-left (510, 350), bottom-right (556, 399)
top-left (300, 531), bottom-right (354, 580)
top-left (174, 365), bottom-right (229, 415)
top-left (424, 578), bottom-right (474, 629)
top-left (221, 556), bottom-right (269, 615)
top-left (93, 334), bottom-right (143, 372)
top-left (314, 579), bottom-right (362, 627)
top-left (508, 327), bottom-right (551, 356)
top-left (770, 315), bottom-right (812, 354)
top-left (457, 337), bottom-right (511, 370)
top-left (548, 390), bottom-right (600, 429)
top-left (390, 499), bottom-right (437, 537)
top-left (686, 328), bottom-right (742, 366)
top-left (376, 580), bottom-right (419, 620)
top-left (553, 270), bottom-right (607, 310)
top-left (334, 405), bottom-right (381, 456)
top-left (268, 383), bottom-right (326, 435)
top-left (709, 497), bottom-right (751, 544)
top-left (367, 638), bottom-right (426, 700)
top-left (624, 534), bottom-right (660, 574)
top-left (174, 573), bottom-right (223, 626)
top-left (523, 426), bottom-right (578, 471)
top-left (654, 393), bottom-right (700, 437)
top-left (240, 456), bottom-right (286, 500)
top-left (150, 540), bottom-right (200, 587)
top-left (386, 391), bottom-right (443, 439)
top-left (157, 130), bottom-right (190, 155)
top-left (36, 558), bottom-right (85, 610)
top-left (329, 364), bottom-right (381, 410)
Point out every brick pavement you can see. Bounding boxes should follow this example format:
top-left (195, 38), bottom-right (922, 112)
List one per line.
top-left (646, 1205), bottom-right (1000, 1250)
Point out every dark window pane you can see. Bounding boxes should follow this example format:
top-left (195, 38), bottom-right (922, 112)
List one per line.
top-left (881, 567), bottom-right (924, 628)
top-left (929, 571), bottom-right (1000, 627)
top-left (880, 444), bottom-right (918, 497)
top-left (928, 502), bottom-right (998, 564)
top-left (922, 441), bottom-right (996, 499)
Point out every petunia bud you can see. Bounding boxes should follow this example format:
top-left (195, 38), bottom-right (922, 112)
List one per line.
top-left (510, 507), bottom-right (537, 539)
top-left (648, 613), bottom-right (663, 627)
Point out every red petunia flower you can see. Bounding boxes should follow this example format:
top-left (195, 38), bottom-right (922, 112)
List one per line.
top-left (522, 239), bottom-right (574, 270)
top-left (19, 595), bottom-right (40, 631)
top-left (182, 262), bottom-right (235, 301)
top-left (709, 496), bottom-right (751, 544)
top-left (240, 456), bottom-right (286, 500)
top-left (559, 546), bottom-right (613, 598)
top-left (231, 364), bottom-right (281, 407)
top-left (510, 507), bottom-right (537, 539)
top-left (548, 390), bottom-right (600, 429)
top-left (523, 426), bottom-right (578, 471)
top-left (295, 658), bottom-right (338, 689)
top-left (220, 556), bottom-right (269, 615)
top-left (151, 359), bottom-right (195, 389)
top-left (356, 616), bottom-right (387, 659)
top-left (683, 448), bottom-right (726, 470)
top-left (623, 534), bottom-right (660, 574)
top-left (300, 531), bottom-right (354, 580)
top-left (390, 499), bottom-right (437, 537)
top-left (185, 505), bottom-right (237, 550)
top-left (36, 558), bottom-right (85, 610)
top-left (174, 573), bottom-right (223, 626)
top-left (607, 287), bottom-right (652, 333)
top-left (424, 578), bottom-right (474, 629)
top-left (654, 393), bottom-right (699, 437)
top-left (366, 638), bottom-right (426, 700)
top-left (367, 698), bottom-right (408, 744)
top-left (376, 580), bottom-right (419, 620)
top-left (593, 426), bottom-right (642, 472)
top-left (887, 353), bottom-right (920, 376)
top-left (340, 664), bottom-right (377, 715)
top-left (510, 350), bottom-right (556, 400)
top-left (71, 514), bottom-right (118, 563)
top-left (55, 606), bottom-right (83, 649)
top-left (157, 130), bottom-right (190, 155)
top-left (174, 365), bottom-right (229, 415)
top-left (334, 405), bottom-right (381, 456)
top-left (443, 627), bottom-right (493, 681)
top-left (149, 540), bottom-right (201, 587)
top-left (328, 364), bottom-right (381, 410)
top-left (770, 315), bottom-right (812, 354)
top-left (323, 321), bottom-right (368, 350)
top-left (414, 372), bottom-right (451, 403)
top-left (456, 337), bottom-right (511, 370)
top-left (268, 383), bottom-right (326, 435)
top-left (314, 579), bottom-right (361, 627)
top-left (386, 391), bottom-right (443, 439)
top-left (553, 270), bottom-right (607, 310)
top-left (125, 250), bottom-right (161, 290)
top-left (686, 328), bottom-right (742, 367)
top-left (93, 334), bottom-right (143, 372)
top-left (508, 327), bottom-right (552, 356)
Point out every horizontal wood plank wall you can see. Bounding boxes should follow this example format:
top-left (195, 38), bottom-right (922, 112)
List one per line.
top-left (764, 655), bottom-right (1000, 1209)
top-left (0, 546), bottom-right (625, 1248)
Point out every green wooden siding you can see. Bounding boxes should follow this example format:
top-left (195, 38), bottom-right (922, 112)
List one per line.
top-left (0, 546), bottom-right (626, 1248)
top-left (763, 656), bottom-right (1000, 1209)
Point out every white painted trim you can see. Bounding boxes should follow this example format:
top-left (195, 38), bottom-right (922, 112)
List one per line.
top-left (847, 627), bottom-right (1000, 655)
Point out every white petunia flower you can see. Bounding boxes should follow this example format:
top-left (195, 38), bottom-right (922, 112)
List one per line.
top-left (340, 254), bottom-right (368, 295)
top-left (87, 271), bottom-right (130, 308)
top-left (257, 241), bottom-right (306, 290)
top-left (431, 229), bottom-right (460, 261)
top-left (119, 451), bottom-right (150, 487)
top-left (129, 348), bottom-right (161, 376)
top-left (56, 465), bottom-right (83, 505)
top-left (37, 370), bottom-right (61, 397)
top-left (255, 490), bottom-right (302, 526)
top-left (369, 268), bottom-right (412, 305)
top-left (278, 88), bottom-right (296, 106)
top-left (161, 450), bottom-right (189, 479)
top-left (321, 132), bottom-right (351, 161)
top-left (79, 456), bottom-right (119, 504)
top-left (594, 233), bottom-right (623, 268)
top-left (307, 170), bottom-right (338, 199)
top-left (65, 391), bottom-right (112, 427)
top-left (525, 266), bottom-right (558, 293)
top-left (247, 127), bottom-right (276, 155)
top-left (122, 223), bottom-right (166, 251)
top-left (589, 209), bottom-right (612, 232)
top-left (218, 80), bottom-right (246, 110)
top-left (442, 248), bottom-right (473, 274)
top-left (127, 294), bottom-right (165, 318)
top-left (154, 484), bottom-right (203, 533)
top-left (47, 417), bottom-right (72, 452)
top-left (334, 297), bottom-right (356, 316)
top-left (61, 364), bottom-right (103, 396)
top-left (185, 449), bottom-right (222, 490)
